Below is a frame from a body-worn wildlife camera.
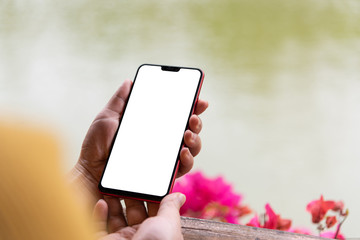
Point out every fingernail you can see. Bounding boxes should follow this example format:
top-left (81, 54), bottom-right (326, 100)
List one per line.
top-left (177, 193), bottom-right (186, 206)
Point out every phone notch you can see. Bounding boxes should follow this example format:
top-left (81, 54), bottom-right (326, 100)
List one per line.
top-left (161, 66), bottom-right (180, 72)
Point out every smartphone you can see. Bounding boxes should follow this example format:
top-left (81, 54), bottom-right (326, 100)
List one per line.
top-left (99, 64), bottom-right (204, 202)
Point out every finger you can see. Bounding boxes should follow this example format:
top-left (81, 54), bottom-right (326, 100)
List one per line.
top-left (93, 199), bottom-right (108, 237)
top-left (157, 193), bottom-right (186, 219)
top-left (104, 196), bottom-right (127, 232)
top-left (124, 199), bottom-right (148, 226)
top-left (177, 147), bottom-right (194, 178)
top-left (105, 80), bottom-right (132, 115)
top-left (132, 195), bottom-right (185, 239)
top-left (147, 202), bottom-right (160, 217)
top-left (184, 130), bottom-right (201, 156)
top-left (194, 99), bottom-right (209, 115)
top-left (188, 115), bottom-right (202, 134)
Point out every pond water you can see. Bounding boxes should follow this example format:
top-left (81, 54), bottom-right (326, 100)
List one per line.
top-left (1, 0), bottom-right (359, 237)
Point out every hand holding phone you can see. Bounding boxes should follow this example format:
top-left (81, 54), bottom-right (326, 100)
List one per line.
top-left (99, 64), bottom-right (205, 202)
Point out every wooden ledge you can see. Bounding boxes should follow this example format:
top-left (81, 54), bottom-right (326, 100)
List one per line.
top-left (181, 217), bottom-right (324, 240)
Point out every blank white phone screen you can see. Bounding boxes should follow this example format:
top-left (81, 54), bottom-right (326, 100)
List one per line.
top-left (101, 65), bottom-right (201, 197)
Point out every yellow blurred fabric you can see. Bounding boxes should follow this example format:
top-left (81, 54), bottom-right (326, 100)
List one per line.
top-left (0, 120), bottom-right (94, 240)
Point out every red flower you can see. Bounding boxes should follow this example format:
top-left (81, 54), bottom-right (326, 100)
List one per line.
top-left (246, 203), bottom-right (292, 231)
top-left (326, 216), bottom-right (337, 228)
top-left (306, 195), bottom-right (335, 223)
top-left (332, 201), bottom-right (344, 212)
top-left (277, 217), bottom-right (292, 231)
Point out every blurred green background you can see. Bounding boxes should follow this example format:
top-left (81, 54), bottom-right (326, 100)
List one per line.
top-left (1, 0), bottom-right (359, 236)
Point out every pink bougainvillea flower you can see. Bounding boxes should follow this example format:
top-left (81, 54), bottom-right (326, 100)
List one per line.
top-left (246, 214), bottom-right (261, 228)
top-left (289, 227), bottom-right (312, 235)
top-left (266, 203), bottom-right (292, 231)
top-left (236, 205), bottom-right (252, 218)
top-left (276, 216), bottom-right (292, 231)
top-left (200, 202), bottom-right (229, 222)
top-left (326, 216), bottom-right (337, 228)
top-left (306, 195), bottom-right (335, 223)
top-left (264, 203), bottom-right (278, 229)
top-left (320, 231), bottom-right (345, 240)
top-left (246, 203), bottom-right (292, 231)
top-left (332, 201), bottom-right (344, 212)
top-left (174, 173), bottom-right (349, 238)
top-left (173, 171), bottom-right (245, 223)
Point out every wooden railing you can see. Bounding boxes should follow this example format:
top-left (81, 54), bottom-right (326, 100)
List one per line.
top-left (181, 217), bottom-right (324, 240)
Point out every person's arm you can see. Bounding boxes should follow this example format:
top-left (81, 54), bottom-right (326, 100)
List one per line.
top-left (69, 80), bottom-right (208, 209)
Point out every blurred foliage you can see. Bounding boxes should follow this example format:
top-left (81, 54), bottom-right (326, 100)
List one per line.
top-left (1, 0), bottom-right (359, 92)
top-left (187, 0), bottom-right (360, 67)
top-left (2, 0), bottom-right (358, 58)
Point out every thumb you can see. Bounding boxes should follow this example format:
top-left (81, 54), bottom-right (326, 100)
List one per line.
top-left (104, 80), bottom-right (132, 115)
top-left (133, 194), bottom-right (186, 240)
top-left (92, 199), bottom-right (109, 238)
top-left (157, 193), bottom-right (186, 219)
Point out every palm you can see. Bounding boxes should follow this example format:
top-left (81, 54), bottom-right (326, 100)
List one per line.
top-left (80, 116), bottom-right (120, 183)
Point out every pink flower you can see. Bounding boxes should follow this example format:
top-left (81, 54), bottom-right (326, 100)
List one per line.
top-left (320, 231), bottom-right (345, 239)
top-left (264, 203), bottom-right (278, 229)
top-left (174, 172), bottom-right (349, 239)
top-left (306, 195), bottom-right (335, 223)
top-left (247, 214), bottom-right (261, 228)
top-left (200, 202), bottom-right (229, 222)
top-left (246, 203), bottom-right (292, 231)
top-left (173, 171), bottom-right (245, 223)
top-left (289, 227), bottom-right (313, 235)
